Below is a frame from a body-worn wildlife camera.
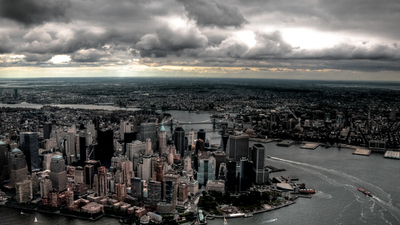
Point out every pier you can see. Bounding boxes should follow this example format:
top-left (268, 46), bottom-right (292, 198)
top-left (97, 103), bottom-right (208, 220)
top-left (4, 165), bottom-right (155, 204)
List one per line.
top-left (384, 151), bottom-right (400, 159)
top-left (300, 142), bottom-right (320, 150)
top-left (352, 148), bottom-right (372, 156)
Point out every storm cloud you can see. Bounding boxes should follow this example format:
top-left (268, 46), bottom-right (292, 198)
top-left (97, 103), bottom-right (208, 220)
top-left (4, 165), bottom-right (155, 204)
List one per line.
top-left (177, 0), bottom-right (247, 28)
top-left (0, 0), bottom-right (70, 26)
top-left (0, 0), bottom-right (399, 78)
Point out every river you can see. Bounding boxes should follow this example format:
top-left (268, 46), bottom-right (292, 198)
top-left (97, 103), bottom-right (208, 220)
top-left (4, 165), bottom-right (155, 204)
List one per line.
top-left (0, 109), bottom-right (399, 225)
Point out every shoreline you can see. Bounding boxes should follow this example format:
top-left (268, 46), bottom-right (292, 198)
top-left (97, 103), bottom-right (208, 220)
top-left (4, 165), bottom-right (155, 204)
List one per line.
top-left (1, 203), bottom-right (103, 221)
top-left (205, 200), bottom-right (296, 219)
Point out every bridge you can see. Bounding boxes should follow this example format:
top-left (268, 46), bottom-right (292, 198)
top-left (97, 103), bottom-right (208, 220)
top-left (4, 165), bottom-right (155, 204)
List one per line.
top-left (162, 117), bottom-right (227, 129)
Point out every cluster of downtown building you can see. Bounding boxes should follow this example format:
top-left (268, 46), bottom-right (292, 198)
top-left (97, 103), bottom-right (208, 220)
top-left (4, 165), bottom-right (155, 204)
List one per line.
top-left (0, 106), bottom-right (270, 218)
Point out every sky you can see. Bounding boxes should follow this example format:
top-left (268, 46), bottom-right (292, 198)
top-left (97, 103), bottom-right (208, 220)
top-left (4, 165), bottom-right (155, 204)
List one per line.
top-left (0, 0), bottom-right (399, 80)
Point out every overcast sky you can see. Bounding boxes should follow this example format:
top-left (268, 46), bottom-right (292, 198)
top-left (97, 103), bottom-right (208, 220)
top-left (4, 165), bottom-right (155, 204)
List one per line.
top-left (0, 0), bottom-right (399, 80)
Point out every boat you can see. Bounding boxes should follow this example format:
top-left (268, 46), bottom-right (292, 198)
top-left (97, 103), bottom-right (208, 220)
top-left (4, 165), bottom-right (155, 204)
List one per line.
top-left (243, 213), bottom-right (253, 218)
top-left (223, 217), bottom-right (227, 224)
top-left (357, 187), bottom-right (372, 197)
top-left (20, 211), bottom-right (24, 215)
top-left (299, 189), bottom-right (316, 194)
top-left (34, 217), bottom-right (38, 223)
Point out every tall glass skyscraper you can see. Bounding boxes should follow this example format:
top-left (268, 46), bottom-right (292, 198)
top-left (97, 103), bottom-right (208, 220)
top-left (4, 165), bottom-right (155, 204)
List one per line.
top-left (20, 132), bottom-right (40, 173)
top-left (197, 157), bottom-right (215, 186)
top-left (174, 127), bottom-right (185, 158)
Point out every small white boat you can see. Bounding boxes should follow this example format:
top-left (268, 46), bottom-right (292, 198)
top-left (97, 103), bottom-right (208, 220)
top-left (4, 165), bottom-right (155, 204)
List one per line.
top-left (20, 211), bottom-right (24, 215)
top-left (34, 217), bottom-right (38, 223)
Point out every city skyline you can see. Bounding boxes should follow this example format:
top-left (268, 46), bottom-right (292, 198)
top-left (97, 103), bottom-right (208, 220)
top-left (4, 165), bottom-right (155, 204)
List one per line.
top-left (0, 0), bottom-right (399, 80)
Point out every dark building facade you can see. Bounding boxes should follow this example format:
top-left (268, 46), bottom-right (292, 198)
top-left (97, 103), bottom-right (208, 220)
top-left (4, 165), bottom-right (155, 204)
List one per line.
top-left (20, 132), bottom-right (40, 173)
top-left (96, 130), bottom-right (114, 168)
top-left (227, 135), bottom-right (249, 161)
top-left (173, 127), bottom-right (185, 158)
top-left (252, 144), bottom-right (266, 185)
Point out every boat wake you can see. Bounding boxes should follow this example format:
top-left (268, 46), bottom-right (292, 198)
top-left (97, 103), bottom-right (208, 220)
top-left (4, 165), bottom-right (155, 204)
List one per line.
top-left (264, 218), bottom-right (277, 223)
top-left (268, 156), bottom-right (400, 224)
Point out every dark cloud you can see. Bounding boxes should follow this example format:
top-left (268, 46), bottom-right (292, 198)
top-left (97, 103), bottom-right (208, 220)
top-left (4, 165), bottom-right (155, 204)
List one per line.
top-left (136, 23), bottom-right (208, 57)
top-left (0, 34), bottom-right (13, 53)
top-left (19, 28), bottom-right (118, 54)
top-left (0, 0), bottom-right (70, 26)
top-left (23, 53), bottom-right (52, 62)
top-left (177, 0), bottom-right (247, 28)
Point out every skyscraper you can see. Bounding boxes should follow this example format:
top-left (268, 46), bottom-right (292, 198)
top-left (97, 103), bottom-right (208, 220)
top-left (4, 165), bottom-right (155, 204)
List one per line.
top-left (158, 124), bottom-right (167, 155)
top-left (174, 127), bottom-right (185, 158)
top-left (197, 156), bottom-right (216, 186)
top-left (79, 136), bottom-right (87, 165)
top-left (141, 122), bottom-right (157, 150)
top-left (227, 134), bottom-right (249, 160)
top-left (252, 144), bottom-right (266, 185)
top-left (188, 130), bottom-right (195, 150)
top-left (20, 132), bottom-right (40, 173)
top-left (49, 155), bottom-right (67, 191)
top-left (0, 141), bottom-right (9, 181)
top-left (95, 129), bottom-right (114, 168)
top-left (131, 177), bottom-right (143, 200)
top-left (8, 148), bottom-right (28, 188)
top-left (43, 123), bottom-right (52, 140)
top-left (197, 129), bottom-right (206, 141)
top-left (94, 166), bottom-right (108, 198)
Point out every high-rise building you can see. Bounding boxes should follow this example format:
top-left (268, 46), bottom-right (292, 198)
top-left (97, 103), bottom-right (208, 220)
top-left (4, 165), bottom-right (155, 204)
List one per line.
top-left (8, 148), bottom-right (28, 188)
top-left (123, 132), bottom-right (138, 154)
top-left (212, 151), bottom-right (226, 179)
top-left (95, 130), bottom-right (114, 168)
top-left (0, 141), bottom-right (9, 181)
top-left (165, 180), bottom-right (173, 204)
top-left (155, 161), bottom-right (164, 182)
top-left (252, 144), bottom-right (266, 185)
top-left (239, 158), bottom-right (253, 192)
top-left (75, 166), bottom-right (85, 184)
top-left (158, 124), bottom-right (167, 155)
top-left (197, 156), bottom-right (216, 186)
top-left (120, 119), bottom-right (132, 135)
top-left (43, 123), bottom-right (52, 140)
top-left (197, 129), bottom-right (206, 142)
top-left (178, 182), bottom-right (189, 204)
top-left (145, 138), bottom-right (152, 155)
top-left (218, 162), bottom-right (227, 180)
top-left (164, 173), bottom-right (180, 207)
top-left (40, 177), bottom-right (52, 198)
top-left (131, 177), bottom-right (143, 199)
top-left (141, 122), bottom-right (157, 150)
top-left (64, 132), bottom-right (76, 165)
top-left (79, 136), bottom-right (86, 165)
top-left (84, 164), bottom-right (94, 188)
top-left (147, 180), bottom-right (162, 207)
top-left (226, 159), bottom-right (237, 192)
top-left (188, 130), bottom-right (195, 150)
top-left (49, 155), bottom-right (67, 192)
top-left (227, 135), bottom-right (249, 160)
top-left (142, 156), bottom-right (152, 181)
top-left (195, 139), bottom-right (205, 155)
top-left (126, 140), bottom-right (145, 170)
top-left (94, 166), bottom-right (108, 198)
top-left (174, 127), bottom-right (185, 158)
top-left (20, 132), bottom-right (40, 173)
top-left (15, 179), bottom-right (32, 203)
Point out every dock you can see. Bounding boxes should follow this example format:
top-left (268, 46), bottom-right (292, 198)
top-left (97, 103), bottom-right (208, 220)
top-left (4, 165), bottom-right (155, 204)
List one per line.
top-left (384, 151), bottom-right (400, 159)
top-left (300, 143), bottom-right (319, 150)
top-left (352, 148), bottom-right (372, 156)
top-left (277, 140), bottom-right (295, 147)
